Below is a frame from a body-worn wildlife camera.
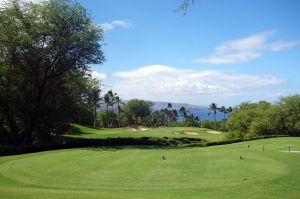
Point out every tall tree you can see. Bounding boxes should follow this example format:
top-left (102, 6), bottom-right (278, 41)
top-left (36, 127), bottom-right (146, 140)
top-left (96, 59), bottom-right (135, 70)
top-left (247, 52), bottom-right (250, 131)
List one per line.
top-left (103, 93), bottom-right (110, 128)
top-left (161, 103), bottom-right (173, 123)
top-left (171, 109), bottom-right (178, 122)
top-left (226, 106), bottom-right (233, 118)
top-left (115, 94), bottom-right (124, 128)
top-left (167, 103), bottom-right (172, 109)
top-left (179, 106), bottom-right (188, 120)
top-left (107, 90), bottom-right (115, 112)
top-left (219, 106), bottom-right (226, 121)
top-left (123, 99), bottom-right (154, 125)
top-left (107, 90), bottom-right (117, 128)
top-left (279, 95), bottom-right (300, 135)
top-left (209, 103), bottom-right (218, 121)
top-left (0, 0), bottom-right (104, 144)
top-left (87, 79), bottom-right (101, 128)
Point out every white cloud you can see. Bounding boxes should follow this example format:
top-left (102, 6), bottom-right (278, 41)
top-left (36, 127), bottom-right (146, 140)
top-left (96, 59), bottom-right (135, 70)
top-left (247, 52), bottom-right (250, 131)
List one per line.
top-left (111, 65), bottom-right (285, 103)
top-left (100, 23), bottom-right (114, 32)
top-left (268, 40), bottom-right (300, 51)
top-left (100, 19), bottom-right (132, 32)
top-left (195, 31), bottom-right (300, 64)
top-left (91, 71), bottom-right (106, 81)
top-left (111, 20), bottom-right (131, 27)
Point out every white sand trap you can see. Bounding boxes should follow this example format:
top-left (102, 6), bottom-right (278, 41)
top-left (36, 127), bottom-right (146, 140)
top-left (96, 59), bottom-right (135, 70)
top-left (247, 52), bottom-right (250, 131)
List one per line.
top-left (129, 126), bottom-right (149, 132)
top-left (280, 151), bottom-right (300, 154)
top-left (139, 128), bottom-right (149, 131)
top-left (174, 131), bottom-right (198, 135)
top-left (206, 130), bottom-right (222, 134)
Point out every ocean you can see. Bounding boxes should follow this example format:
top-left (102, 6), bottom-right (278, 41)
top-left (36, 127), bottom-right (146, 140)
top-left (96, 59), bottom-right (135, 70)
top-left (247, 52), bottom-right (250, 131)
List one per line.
top-left (98, 105), bottom-right (228, 121)
top-left (180, 109), bottom-right (228, 121)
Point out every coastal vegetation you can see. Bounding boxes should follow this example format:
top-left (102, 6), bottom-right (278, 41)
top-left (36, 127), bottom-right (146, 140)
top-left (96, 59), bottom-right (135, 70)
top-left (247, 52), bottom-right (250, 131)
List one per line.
top-left (227, 95), bottom-right (300, 138)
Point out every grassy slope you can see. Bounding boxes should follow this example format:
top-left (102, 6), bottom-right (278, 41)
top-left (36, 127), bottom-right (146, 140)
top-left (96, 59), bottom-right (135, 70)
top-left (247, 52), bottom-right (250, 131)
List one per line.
top-left (1, 137), bottom-right (300, 199)
top-left (65, 124), bottom-right (224, 142)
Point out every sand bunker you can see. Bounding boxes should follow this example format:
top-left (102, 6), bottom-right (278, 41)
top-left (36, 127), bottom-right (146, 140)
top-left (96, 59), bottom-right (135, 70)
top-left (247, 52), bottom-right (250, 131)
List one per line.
top-left (280, 151), bottom-right (300, 154)
top-left (206, 130), bottom-right (222, 134)
top-left (174, 131), bottom-right (198, 135)
top-left (129, 126), bottom-right (149, 132)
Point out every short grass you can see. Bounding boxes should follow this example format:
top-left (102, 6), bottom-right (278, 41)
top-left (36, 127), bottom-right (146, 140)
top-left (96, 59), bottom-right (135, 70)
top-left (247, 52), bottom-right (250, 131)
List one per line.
top-left (65, 124), bottom-right (224, 142)
top-left (1, 137), bottom-right (300, 198)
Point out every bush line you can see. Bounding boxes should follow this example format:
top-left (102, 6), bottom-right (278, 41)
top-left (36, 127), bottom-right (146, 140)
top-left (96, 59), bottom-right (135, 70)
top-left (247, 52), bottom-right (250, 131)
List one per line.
top-left (185, 135), bottom-right (289, 147)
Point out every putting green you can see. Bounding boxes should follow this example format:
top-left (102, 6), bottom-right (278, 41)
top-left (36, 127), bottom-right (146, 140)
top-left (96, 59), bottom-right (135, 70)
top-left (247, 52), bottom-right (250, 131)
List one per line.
top-left (1, 137), bottom-right (300, 198)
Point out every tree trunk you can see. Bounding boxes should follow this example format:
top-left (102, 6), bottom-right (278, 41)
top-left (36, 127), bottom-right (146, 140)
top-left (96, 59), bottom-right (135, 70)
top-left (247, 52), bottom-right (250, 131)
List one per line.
top-left (93, 106), bottom-right (96, 128)
top-left (117, 103), bottom-right (120, 128)
top-left (106, 105), bottom-right (108, 128)
top-left (6, 110), bottom-right (19, 145)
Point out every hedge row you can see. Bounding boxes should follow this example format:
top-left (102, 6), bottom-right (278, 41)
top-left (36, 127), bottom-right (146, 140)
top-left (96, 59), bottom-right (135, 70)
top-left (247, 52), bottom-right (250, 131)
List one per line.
top-left (185, 135), bottom-right (288, 147)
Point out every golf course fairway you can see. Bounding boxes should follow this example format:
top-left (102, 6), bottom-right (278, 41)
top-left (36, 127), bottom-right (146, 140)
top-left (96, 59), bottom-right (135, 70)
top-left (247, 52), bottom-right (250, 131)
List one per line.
top-left (0, 137), bottom-right (300, 199)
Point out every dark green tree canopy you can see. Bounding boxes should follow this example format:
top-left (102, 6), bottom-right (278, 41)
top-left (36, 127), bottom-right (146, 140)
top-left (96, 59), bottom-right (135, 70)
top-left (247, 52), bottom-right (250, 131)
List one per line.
top-left (0, 0), bottom-right (104, 144)
top-left (123, 99), bottom-right (154, 125)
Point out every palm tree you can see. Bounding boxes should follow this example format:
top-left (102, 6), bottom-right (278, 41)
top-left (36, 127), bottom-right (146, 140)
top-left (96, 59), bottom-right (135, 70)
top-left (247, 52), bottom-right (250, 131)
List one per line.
top-left (87, 79), bottom-right (101, 129)
top-left (226, 106), bottom-right (233, 118)
top-left (165, 103), bottom-right (173, 123)
top-left (107, 90), bottom-right (115, 111)
top-left (167, 103), bottom-right (172, 109)
top-left (103, 93), bottom-right (110, 128)
top-left (115, 94), bottom-right (124, 128)
top-left (91, 87), bottom-right (101, 129)
top-left (209, 103), bottom-right (217, 121)
top-left (179, 106), bottom-right (188, 120)
top-left (220, 106), bottom-right (226, 121)
top-left (171, 109), bottom-right (178, 122)
top-left (105, 90), bottom-right (117, 128)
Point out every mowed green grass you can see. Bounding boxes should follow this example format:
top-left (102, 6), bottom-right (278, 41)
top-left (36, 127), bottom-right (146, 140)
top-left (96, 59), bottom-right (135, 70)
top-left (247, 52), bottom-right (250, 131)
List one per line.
top-left (1, 137), bottom-right (300, 198)
top-left (65, 124), bottom-right (224, 142)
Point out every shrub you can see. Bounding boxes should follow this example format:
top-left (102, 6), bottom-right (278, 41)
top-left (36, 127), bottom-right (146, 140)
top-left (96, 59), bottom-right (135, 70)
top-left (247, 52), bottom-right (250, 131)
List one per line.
top-left (97, 110), bottom-right (118, 128)
top-left (226, 101), bottom-right (285, 136)
top-left (225, 131), bottom-right (247, 140)
top-left (279, 95), bottom-right (300, 136)
top-left (201, 120), bottom-right (225, 131)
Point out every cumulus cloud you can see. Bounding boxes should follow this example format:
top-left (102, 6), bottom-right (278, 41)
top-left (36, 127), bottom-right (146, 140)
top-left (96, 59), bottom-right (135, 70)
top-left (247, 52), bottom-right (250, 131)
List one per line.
top-left (91, 71), bottom-right (106, 81)
top-left (111, 65), bottom-right (285, 102)
top-left (100, 19), bottom-right (132, 32)
top-left (195, 31), bottom-right (300, 64)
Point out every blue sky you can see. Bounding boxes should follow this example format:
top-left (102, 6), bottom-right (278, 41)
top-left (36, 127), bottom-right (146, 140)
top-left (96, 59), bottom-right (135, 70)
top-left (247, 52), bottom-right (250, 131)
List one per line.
top-left (16, 0), bottom-right (300, 106)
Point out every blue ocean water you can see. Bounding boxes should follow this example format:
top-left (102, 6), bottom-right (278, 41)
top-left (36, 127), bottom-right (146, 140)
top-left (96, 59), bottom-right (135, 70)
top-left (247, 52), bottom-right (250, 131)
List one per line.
top-left (98, 106), bottom-right (228, 121)
top-left (181, 109), bottom-right (228, 121)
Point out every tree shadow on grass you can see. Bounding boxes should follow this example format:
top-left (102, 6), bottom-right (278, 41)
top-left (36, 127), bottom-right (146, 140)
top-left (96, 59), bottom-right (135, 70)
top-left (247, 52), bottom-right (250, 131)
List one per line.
top-left (63, 135), bottom-right (204, 152)
top-left (83, 145), bottom-right (180, 152)
top-left (65, 125), bottom-right (92, 135)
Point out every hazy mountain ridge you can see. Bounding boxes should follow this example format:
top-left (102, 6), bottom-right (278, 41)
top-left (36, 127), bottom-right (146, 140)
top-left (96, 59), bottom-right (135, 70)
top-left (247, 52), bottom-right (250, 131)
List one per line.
top-left (151, 101), bottom-right (207, 111)
top-left (97, 100), bottom-right (207, 111)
